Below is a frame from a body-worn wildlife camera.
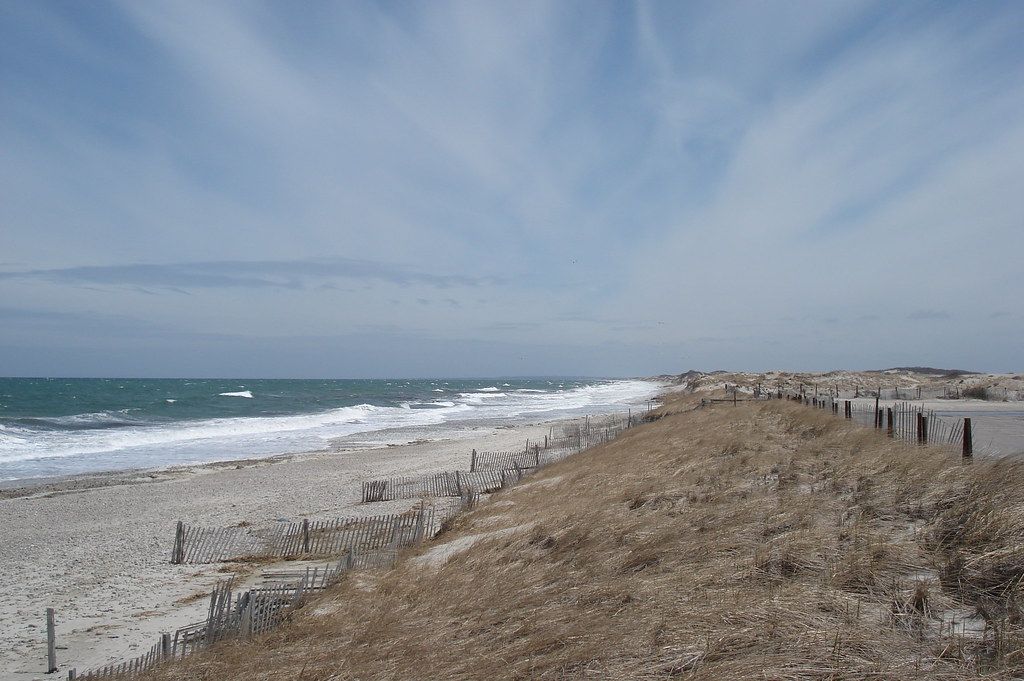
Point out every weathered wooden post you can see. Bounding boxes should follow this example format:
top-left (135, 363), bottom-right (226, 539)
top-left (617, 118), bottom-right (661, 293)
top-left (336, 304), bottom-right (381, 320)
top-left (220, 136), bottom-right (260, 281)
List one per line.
top-left (301, 519), bottom-right (310, 554)
top-left (963, 418), bottom-right (973, 458)
top-left (45, 608), bottom-right (57, 674)
top-left (922, 415), bottom-right (929, 444)
top-left (470, 449), bottom-right (477, 472)
top-left (887, 408), bottom-right (893, 437)
top-left (161, 632), bottom-right (171, 659)
top-left (916, 412), bottom-right (923, 444)
top-left (874, 395), bottom-right (880, 428)
top-left (67, 671), bottom-right (75, 680)
top-left (172, 521), bottom-right (185, 564)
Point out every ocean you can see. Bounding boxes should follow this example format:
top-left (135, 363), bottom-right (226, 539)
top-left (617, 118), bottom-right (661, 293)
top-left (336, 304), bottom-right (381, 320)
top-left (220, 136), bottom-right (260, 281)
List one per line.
top-left (0, 377), bottom-right (661, 482)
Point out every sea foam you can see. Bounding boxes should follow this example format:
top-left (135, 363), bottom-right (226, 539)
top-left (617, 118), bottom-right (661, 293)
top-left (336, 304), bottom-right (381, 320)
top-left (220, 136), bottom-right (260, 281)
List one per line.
top-left (219, 391), bottom-right (253, 398)
top-left (0, 380), bottom-right (662, 481)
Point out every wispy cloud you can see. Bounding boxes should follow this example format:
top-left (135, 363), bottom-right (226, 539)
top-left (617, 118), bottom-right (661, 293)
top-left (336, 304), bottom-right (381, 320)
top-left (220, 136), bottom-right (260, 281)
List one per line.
top-left (0, 258), bottom-right (501, 291)
top-left (1, 1), bottom-right (1022, 375)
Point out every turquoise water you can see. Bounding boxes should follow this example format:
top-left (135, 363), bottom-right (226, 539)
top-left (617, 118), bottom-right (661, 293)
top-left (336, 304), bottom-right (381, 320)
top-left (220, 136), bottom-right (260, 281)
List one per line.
top-left (0, 377), bottom-right (660, 481)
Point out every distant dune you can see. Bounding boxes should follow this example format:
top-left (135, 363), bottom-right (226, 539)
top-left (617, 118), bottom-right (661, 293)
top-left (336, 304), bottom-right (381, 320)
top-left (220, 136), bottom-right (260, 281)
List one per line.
top-left (658, 368), bottom-right (1023, 402)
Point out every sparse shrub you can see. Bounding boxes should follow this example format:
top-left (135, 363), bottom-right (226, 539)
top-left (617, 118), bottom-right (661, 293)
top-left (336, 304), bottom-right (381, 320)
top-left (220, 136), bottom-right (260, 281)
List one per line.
top-left (963, 385), bottom-right (990, 400)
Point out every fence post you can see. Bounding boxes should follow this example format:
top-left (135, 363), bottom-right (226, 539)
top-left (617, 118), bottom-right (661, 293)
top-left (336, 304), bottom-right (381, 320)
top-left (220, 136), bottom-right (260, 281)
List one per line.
top-left (161, 632), bottom-right (171, 659)
top-left (171, 521), bottom-right (185, 564)
top-left (963, 418), bottom-right (973, 458)
top-left (887, 408), bottom-right (893, 437)
top-left (301, 519), bottom-right (310, 554)
top-left (46, 608), bottom-right (57, 674)
top-left (874, 395), bottom-right (880, 428)
top-left (922, 415), bottom-right (929, 444)
top-left (470, 449), bottom-right (477, 472)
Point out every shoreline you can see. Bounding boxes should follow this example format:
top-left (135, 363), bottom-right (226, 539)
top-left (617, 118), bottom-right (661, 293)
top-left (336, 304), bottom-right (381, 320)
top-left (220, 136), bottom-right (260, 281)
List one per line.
top-left (0, 411), bottom-right (632, 680)
top-left (0, 414), bottom-right (578, 500)
top-left (0, 378), bottom-right (665, 486)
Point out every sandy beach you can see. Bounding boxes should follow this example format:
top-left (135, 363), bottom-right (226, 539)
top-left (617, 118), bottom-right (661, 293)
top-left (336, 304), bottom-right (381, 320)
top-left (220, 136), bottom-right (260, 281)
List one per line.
top-left (0, 417), bottom-right (571, 679)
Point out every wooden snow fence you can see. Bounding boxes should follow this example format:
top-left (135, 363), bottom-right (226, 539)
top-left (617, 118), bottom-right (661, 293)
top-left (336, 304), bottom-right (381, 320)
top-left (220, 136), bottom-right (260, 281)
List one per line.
top-left (171, 507), bottom-right (438, 564)
top-left (545, 435), bottom-right (581, 451)
top-left (170, 522), bottom-right (285, 564)
top-left (781, 392), bottom-right (972, 454)
top-left (361, 470), bottom-right (517, 504)
top-left (470, 449), bottom-right (539, 472)
top-left (279, 511), bottom-right (431, 557)
top-left (361, 470), bottom-right (462, 502)
top-left (847, 401), bottom-right (965, 447)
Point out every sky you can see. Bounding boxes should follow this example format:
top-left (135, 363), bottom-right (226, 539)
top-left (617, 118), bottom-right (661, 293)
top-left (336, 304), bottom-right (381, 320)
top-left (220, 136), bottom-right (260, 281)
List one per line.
top-left (1, 1), bottom-right (1022, 378)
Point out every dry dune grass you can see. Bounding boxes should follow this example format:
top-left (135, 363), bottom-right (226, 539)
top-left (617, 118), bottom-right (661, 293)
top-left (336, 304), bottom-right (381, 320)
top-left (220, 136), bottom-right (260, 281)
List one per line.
top-left (149, 398), bottom-right (1024, 680)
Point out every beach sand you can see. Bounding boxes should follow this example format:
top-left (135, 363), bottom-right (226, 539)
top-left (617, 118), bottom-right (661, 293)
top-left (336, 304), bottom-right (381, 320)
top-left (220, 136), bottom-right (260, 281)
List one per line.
top-left (0, 418), bottom-right (565, 680)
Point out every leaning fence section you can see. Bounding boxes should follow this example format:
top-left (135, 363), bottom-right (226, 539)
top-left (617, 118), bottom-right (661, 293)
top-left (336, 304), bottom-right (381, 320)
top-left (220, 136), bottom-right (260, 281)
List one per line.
top-left (361, 471), bottom-right (463, 502)
top-left (470, 449), bottom-right (540, 472)
top-left (171, 505), bottom-right (440, 564)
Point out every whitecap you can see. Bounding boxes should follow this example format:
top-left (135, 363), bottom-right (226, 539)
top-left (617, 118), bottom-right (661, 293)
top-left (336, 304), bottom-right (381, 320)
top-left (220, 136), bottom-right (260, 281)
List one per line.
top-left (219, 391), bottom-right (253, 398)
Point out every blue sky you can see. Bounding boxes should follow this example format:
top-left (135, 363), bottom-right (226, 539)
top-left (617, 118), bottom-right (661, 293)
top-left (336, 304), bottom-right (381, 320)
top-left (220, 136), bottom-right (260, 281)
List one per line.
top-left (1, 1), bottom-right (1022, 377)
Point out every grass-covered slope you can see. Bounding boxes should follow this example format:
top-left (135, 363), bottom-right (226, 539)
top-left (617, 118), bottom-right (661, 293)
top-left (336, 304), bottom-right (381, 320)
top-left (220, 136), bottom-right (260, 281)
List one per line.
top-left (153, 398), bottom-right (1024, 679)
